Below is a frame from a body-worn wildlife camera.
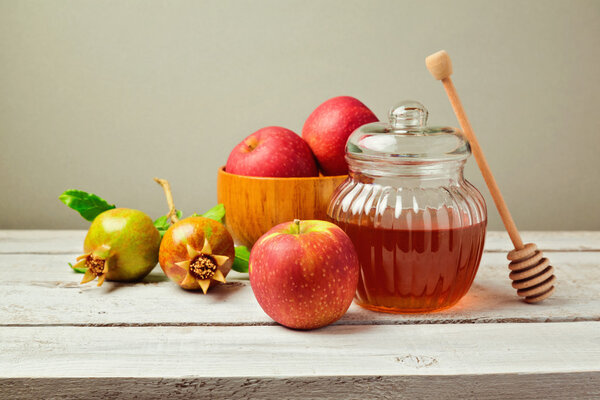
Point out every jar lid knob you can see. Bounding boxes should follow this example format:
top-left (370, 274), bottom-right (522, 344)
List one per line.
top-left (389, 100), bottom-right (429, 130)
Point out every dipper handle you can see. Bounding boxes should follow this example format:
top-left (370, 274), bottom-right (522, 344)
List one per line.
top-left (426, 50), bottom-right (522, 249)
top-left (426, 50), bottom-right (556, 303)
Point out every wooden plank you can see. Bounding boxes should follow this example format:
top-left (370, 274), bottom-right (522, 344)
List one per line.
top-left (0, 323), bottom-right (598, 378)
top-left (0, 230), bottom-right (85, 254)
top-left (1, 230), bottom-right (599, 254)
top-left (2, 373), bottom-right (599, 400)
top-left (1, 251), bottom-right (598, 326)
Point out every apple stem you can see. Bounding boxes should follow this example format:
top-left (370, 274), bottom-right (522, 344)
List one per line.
top-left (293, 219), bottom-right (301, 234)
top-left (154, 177), bottom-right (180, 224)
top-left (244, 137), bottom-right (259, 151)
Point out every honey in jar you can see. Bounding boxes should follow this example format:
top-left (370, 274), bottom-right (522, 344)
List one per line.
top-left (328, 101), bottom-right (487, 313)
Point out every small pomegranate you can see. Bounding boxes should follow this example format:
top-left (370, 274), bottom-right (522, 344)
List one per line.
top-left (155, 178), bottom-right (235, 293)
top-left (72, 208), bottom-right (161, 286)
top-left (159, 217), bottom-right (234, 292)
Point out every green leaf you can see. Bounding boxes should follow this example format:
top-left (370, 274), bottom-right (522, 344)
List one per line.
top-left (69, 262), bottom-right (87, 274)
top-left (154, 210), bottom-right (183, 239)
top-left (153, 215), bottom-right (169, 229)
top-left (153, 215), bottom-right (170, 238)
top-left (202, 204), bottom-right (225, 223)
top-left (232, 245), bottom-right (250, 273)
top-left (59, 190), bottom-right (116, 222)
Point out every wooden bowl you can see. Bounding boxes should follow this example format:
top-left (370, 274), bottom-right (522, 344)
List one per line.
top-left (217, 166), bottom-right (347, 248)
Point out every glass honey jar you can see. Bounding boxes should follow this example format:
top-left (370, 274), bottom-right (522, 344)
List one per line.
top-left (328, 101), bottom-right (487, 313)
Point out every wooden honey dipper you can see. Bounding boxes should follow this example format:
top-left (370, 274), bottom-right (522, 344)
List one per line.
top-left (425, 50), bottom-right (556, 303)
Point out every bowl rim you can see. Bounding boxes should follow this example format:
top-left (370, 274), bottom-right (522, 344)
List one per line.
top-left (218, 166), bottom-right (347, 181)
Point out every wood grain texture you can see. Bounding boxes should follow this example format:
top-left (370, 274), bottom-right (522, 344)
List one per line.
top-left (1, 323), bottom-right (598, 378)
top-left (2, 230), bottom-right (599, 254)
top-left (1, 251), bottom-right (599, 326)
top-left (216, 167), bottom-right (347, 247)
top-left (2, 373), bottom-right (600, 400)
top-left (1, 230), bottom-right (599, 398)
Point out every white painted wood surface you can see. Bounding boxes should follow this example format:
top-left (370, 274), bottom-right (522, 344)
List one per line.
top-left (1, 230), bottom-right (599, 399)
top-left (1, 251), bottom-right (599, 326)
top-left (3, 322), bottom-right (599, 377)
top-left (2, 230), bottom-right (599, 254)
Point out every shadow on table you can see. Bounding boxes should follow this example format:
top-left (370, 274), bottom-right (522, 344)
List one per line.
top-left (142, 271), bottom-right (170, 283)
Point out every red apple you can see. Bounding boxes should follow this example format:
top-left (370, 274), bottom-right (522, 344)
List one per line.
top-left (226, 126), bottom-right (318, 177)
top-left (302, 96), bottom-right (378, 176)
top-left (249, 219), bottom-right (359, 330)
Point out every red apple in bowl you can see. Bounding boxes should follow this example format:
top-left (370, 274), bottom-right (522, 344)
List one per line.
top-left (302, 96), bottom-right (378, 176)
top-left (249, 219), bottom-right (359, 330)
top-left (226, 126), bottom-right (318, 178)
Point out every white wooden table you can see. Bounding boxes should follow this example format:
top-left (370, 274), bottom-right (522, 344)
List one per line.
top-left (1, 230), bottom-right (599, 399)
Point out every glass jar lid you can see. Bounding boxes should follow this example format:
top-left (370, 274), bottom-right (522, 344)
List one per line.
top-left (346, 100), bottom-right (470, 163)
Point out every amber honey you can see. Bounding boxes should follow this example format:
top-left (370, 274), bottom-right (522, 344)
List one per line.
top-left (334, 213), bottom-right (486, 313)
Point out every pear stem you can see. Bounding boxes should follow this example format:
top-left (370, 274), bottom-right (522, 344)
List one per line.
top-left (154, 177), bottom-right (179, 224)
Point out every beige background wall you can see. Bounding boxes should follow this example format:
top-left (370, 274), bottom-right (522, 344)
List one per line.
top-left (1, 0), bottom-right (599, 230)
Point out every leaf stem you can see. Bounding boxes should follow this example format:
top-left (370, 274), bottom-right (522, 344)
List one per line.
top-left (154, 178), bottom-right (179, 224)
